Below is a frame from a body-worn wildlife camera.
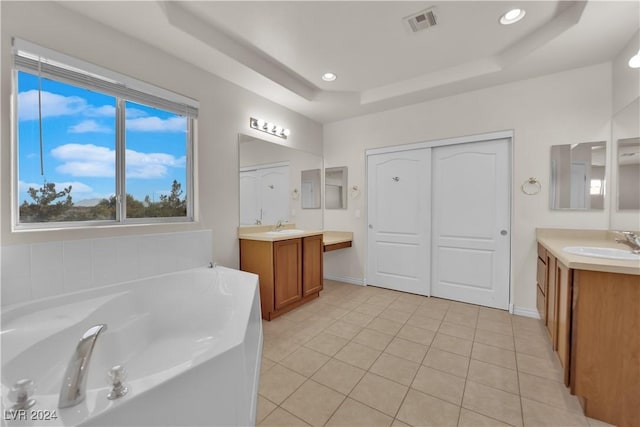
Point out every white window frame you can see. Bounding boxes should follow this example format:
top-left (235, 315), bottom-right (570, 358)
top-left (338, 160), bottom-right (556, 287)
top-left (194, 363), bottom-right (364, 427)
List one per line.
top-left (11, 39), bottom-right (198, 230)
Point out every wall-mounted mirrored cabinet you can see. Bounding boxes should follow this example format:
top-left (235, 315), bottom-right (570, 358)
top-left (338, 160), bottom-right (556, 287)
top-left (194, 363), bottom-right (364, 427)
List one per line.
top-left (550, 141), bottom-right (606, 210)
top-left (301, 169), bottom-right (321, 209)
top-left (325, 166), bottom-right (348, 209)
top-left (238, 134), bottom-right (323, 229)
top-left (618, 137), bottom-right (640, 210)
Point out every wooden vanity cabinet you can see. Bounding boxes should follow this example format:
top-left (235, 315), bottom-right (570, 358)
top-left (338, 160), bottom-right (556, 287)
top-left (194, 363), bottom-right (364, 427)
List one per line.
top-left (536, 243), bottom-right (573, 384)
top-left (536, 244), bottom-right (547, 322)
top-left (536, 240), bottom-right (639, 426)
top-left (273, 239), bottom-right (302, 310)
top-left (539, 247), bottom-right (559, 347)
top-left (570, 270), bottom-right (640, 427)
top-left (240, 235), bottom-right (323, 320)
top-left (302, 234), bottom-right (323, 296)
top-left (556, 262), bottom-right (573, 385)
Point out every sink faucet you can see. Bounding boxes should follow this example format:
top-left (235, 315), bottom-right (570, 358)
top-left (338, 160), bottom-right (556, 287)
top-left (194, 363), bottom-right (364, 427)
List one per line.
top-left (615, 231), bottom-right (640, 254)
top-left (274, 219), bottom-right (286, 231)
top-left (58, 324), bottom-right (107, 409)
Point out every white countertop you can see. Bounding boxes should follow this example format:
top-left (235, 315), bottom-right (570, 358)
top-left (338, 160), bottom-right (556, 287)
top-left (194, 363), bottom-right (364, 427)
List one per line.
top-left (238, 229), bottom-right (323, 242)
top-left (238, 225), bottom-right (353, 245)
top-left (536, 228), bottom-right (640, 276)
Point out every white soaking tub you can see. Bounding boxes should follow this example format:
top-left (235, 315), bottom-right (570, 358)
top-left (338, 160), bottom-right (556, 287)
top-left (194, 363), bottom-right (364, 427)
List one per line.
top-left (1, 266), bottom-right (262, 426)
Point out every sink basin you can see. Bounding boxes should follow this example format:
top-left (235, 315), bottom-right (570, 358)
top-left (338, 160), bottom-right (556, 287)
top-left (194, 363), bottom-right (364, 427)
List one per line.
top-left (265, 229), bottom-right (305, 235)
top-left (563, 246), bottom-right (640, 261)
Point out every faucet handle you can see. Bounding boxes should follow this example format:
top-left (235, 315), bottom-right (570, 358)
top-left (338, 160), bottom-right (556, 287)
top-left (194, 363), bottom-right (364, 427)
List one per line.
top-left (107, 365), bottom-right (129, 400)
top-left (108, 365), bottom-right (127, 384)
top-left (9, 379), bottom-right (36, 410)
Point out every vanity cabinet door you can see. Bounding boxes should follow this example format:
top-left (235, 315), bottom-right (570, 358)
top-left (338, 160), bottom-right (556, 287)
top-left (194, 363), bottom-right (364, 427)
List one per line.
top-left (303, 234), bottom-right (323, 296)
top-left (556, 262), bottom-right (573, 386)
top-left (546, 254), bottom-right (558, 348)
top-left (536, 253), bottom-right (547, 322)
top-left (273, 238), bottom-right (302, 310)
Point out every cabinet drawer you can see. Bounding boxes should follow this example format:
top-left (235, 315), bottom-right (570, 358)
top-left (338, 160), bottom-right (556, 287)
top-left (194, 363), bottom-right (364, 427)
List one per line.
top-left (537, 257), bottom-right (547, 295)
top-left (537, 243), bottom-right (547, 262)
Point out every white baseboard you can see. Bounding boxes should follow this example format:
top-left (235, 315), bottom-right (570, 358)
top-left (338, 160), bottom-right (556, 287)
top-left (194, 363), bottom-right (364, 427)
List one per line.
top-left (323, 273), bottom-right (365, 286)
top-left (512, 306), bottom-right (541, 319)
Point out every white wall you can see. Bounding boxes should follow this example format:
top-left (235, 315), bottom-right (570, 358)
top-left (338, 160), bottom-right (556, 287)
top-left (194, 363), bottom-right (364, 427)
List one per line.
top-left (612, 30), bottom-right (639, 116)
top-left (323, 63), bottom-right (612, 314)
top-left (610, 30), bottom-right (640, 231)
top-left (0, 3), bottom-right (322, 270)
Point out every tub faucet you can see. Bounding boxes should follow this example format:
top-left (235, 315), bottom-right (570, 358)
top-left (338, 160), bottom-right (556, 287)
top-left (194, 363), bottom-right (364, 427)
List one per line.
top-left (615, 231), bottom-right (640, 254)
top-left (58, 324), bottom-right (107, 409)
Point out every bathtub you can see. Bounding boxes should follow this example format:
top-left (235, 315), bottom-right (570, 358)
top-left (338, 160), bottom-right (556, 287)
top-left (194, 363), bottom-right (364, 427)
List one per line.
top-left (1, 266), bottom-right (262, 426)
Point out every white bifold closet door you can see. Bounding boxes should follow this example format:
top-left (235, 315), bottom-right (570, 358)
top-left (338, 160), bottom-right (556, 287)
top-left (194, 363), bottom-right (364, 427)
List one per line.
top-left (431, 139), bottom-right (510, 309)
top-left (366, 149), bottom-right (431, 295)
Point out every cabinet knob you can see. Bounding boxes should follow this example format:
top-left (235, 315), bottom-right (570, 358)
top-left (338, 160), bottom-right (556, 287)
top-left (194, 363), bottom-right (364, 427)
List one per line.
top-left (368, 224), bottom-right (373, 229)
top-left (500, 229), bottom-right (508, 236)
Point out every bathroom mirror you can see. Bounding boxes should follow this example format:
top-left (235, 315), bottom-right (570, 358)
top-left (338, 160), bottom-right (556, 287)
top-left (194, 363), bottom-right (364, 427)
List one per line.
top-left (238, 134), bottom-right (323, 229)
top-left (301, 169), bottom-right (321, 209)
top-left (610, 98), bottom-right (639, 229)
top-left (325, 166), bottom-right (348, 209)
top-left (549, 141), bottom-right (606, 210)
top-left (617, 137), bottom-right (640, 210)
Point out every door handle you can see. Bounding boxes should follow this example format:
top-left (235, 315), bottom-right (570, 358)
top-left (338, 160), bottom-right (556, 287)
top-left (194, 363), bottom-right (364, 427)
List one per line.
top-left (368, 224), bottom-right (373, 229)
top-left (500, 229), bottom-right (508, 236)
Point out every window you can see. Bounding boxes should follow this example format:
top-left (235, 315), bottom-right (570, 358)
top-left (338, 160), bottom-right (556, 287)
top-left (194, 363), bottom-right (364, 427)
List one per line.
top-left (13, 40), bottom-right (197, 228)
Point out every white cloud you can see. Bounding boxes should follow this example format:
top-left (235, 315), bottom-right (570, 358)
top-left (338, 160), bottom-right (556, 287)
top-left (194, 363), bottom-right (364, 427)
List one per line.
top-left (50, 143), bottom-right (184, 179)
top-left (126, 116), bottom-right (186, 132)
top-left (68, 120), bottom-right (112, 134)
top-left (126, 107), bottom-right (148, 119)
top-left (18, 90), bottom-right (87, 121)
top-left (18, 90), bottom-right (180, 134)
top-left (85, 105), bottom-right (116, 118)
top-left (19, 180), bottom-right (94, 194)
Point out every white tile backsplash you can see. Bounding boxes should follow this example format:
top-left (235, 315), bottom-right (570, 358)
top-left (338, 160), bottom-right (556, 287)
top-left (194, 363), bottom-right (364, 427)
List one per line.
top-left (31, 241), bottom-right (63, 277)
top-left (1, 244), bottom-right (31, 279)
top-left (63, 240), bottom-right (93, 292)
top-left (1, 230), bottom-right (213, 307)
top-left (1, 245), bottom-right (32, 306)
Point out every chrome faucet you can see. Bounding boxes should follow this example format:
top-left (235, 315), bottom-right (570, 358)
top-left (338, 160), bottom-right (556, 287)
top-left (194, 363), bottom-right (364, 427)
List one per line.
top-left (615, 231), bottom-right (640, 254)
top-left (58, 324), bottom-right (107, 409)
top-left (274, 219), bottom-right (285, 231)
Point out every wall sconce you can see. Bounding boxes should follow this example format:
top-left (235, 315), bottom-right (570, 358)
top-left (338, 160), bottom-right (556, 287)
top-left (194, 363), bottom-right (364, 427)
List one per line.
top-left (250, 117), bottom-right (291, 139)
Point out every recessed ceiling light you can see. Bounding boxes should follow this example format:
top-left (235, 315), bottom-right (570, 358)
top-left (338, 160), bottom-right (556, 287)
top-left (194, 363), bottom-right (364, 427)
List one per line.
top-left (629, 49), bottom-right (640, 69)
top-left (322, 72), bottom-right (337, 82)
top-left (500, 8), bottom-right (526, 25)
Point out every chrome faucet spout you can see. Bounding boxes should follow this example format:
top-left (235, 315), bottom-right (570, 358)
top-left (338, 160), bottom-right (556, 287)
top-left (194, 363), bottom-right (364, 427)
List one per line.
top-left (58, 324), bottom-right (107, 409)
top-left (615, 231), bottom-right (640, 254)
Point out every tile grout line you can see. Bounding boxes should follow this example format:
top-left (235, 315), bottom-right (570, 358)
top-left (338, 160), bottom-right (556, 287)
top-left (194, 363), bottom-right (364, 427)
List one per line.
top-left (455, 309), bottom-right (478, 427)
top-left (512, 316), bottom-right (526, 427)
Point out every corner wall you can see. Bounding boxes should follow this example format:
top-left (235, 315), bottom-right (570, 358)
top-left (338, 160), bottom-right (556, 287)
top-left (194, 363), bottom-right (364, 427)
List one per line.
top-left (0, 2), bottom-right (322, 270)
top-left (610, 30), bottom-right (640, 231)
top-left (323, 63), bottom-right (612, 314)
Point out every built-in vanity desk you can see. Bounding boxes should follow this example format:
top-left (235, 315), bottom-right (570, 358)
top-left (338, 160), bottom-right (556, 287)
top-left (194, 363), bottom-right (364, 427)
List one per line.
top-left (238, 226), bottom-right (353, 320)
top-left (536, 229), bottom-right (640, 427)
top-left (322, 231), bottom-right (353, 252)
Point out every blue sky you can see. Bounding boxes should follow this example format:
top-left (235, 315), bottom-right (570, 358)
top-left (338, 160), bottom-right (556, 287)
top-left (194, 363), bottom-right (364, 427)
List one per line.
top-left (17, 71), bottom-right (187, 205)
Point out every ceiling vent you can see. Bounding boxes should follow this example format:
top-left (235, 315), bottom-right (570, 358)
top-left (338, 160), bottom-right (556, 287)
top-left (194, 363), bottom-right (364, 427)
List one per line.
top-left (403, 8), bottom-right (438, 33)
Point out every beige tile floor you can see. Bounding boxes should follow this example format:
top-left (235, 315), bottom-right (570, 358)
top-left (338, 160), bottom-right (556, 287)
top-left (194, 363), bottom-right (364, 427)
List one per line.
top-left (257, 280), bottom-right (612, 427)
